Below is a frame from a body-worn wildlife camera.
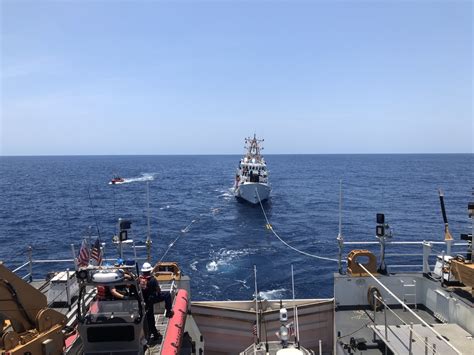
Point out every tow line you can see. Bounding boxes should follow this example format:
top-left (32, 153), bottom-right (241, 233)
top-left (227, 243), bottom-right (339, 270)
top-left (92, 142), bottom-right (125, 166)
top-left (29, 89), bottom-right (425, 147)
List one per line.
top-left (255, 188), bottom-right (343, 263)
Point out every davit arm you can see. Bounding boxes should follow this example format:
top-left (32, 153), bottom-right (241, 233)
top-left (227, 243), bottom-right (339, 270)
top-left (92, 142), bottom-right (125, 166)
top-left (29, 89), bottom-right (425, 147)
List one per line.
top-left (0, 261), bottom-right (66, 354)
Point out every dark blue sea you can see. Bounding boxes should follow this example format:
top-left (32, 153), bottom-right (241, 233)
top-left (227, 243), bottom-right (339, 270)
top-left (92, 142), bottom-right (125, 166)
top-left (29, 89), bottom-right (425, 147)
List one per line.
top-left (0, 155), bottom-right (472, 300)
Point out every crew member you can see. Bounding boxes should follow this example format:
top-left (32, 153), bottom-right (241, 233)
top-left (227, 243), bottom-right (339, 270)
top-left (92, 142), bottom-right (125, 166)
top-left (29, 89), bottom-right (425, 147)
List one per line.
top-left (140, 262), bottom-right (174, 342)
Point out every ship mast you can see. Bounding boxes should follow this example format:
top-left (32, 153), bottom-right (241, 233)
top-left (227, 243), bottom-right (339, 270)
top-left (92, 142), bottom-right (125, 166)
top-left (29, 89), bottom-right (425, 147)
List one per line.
top-left (244, 134), bottom-right (264, 160)
top-left (146, 182), bottom-right (152, 262)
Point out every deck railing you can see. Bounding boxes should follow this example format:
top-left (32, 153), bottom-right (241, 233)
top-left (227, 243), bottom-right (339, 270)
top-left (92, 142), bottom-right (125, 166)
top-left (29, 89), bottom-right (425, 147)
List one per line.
top-left (340, 240), bottom-right (469, 274)
top-left (8, 242), bottom-right (151, 307)
top-left (359, 263), bottom-right (462, 355)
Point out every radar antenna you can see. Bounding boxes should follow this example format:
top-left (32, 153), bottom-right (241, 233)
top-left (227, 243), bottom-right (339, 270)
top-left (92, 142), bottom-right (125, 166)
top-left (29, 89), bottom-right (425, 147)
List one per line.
top-left (146, 182), bottom-right (152, 262)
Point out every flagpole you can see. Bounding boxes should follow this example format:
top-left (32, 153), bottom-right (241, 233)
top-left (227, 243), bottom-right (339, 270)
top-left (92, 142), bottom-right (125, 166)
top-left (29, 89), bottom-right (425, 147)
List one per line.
top-left (71, 244), bottom-right (77, 270)
top-left (88, 226), bottom-right (92, 265)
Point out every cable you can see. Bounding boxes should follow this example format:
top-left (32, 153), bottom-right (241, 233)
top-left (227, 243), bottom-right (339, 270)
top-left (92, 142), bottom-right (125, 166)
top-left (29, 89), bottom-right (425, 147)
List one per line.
top-left (255, 188), bottom-right (343, 263)
top-left (337, 322), bottom-right (372, 339)
top-left (159, 219), bottom-right (198, 262)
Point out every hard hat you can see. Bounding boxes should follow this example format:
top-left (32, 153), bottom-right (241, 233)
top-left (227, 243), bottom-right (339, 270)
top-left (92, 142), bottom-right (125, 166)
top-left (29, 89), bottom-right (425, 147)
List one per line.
top-left (141, 262), bottom-right (153, 272)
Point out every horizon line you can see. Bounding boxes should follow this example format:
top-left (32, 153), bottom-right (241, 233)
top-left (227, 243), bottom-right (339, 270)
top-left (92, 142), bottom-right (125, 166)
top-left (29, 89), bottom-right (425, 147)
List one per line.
top-left (1, 152), bottom-right (472, 158)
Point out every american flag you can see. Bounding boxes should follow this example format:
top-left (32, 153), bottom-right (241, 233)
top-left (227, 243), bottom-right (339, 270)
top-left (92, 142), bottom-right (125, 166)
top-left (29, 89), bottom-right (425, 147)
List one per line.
top-left (77, 239), bottom-right (89, 267)
top-left (90, 238), bottom-right (102, 265)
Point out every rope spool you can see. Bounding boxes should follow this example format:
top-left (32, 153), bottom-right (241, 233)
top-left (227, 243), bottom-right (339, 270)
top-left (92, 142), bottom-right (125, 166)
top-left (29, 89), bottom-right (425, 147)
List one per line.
top-left (367, 286), bottom-right (383, 311)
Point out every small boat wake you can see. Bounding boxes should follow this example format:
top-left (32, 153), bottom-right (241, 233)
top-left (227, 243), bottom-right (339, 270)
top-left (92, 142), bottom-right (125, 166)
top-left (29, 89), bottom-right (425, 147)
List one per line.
top-left (216, 188), bottom-right (234, 200)
top-left (109, 173), bottom-right (157, 185)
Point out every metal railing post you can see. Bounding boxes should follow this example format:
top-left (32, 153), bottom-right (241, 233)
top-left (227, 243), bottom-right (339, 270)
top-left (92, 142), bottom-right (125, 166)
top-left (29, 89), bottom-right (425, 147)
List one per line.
top-left (71, 243), bottom-right (77, 270)
top-left (372, 292), bottom-right (377, 342)
top-left (409, 323), bottom-right (413, 354)
top-left (422, 241), bottom-right (432, 274)
top-left (319, 339), bottom-right (322, 355)
top-left (66, 268), bottom-right (71, 309)
top-left (441, 251), bottom-right (445, 287)
top-left (425, 336), bottom-right (428, 355)
top-left (384, 299), bottom-right (388, 341)
top-left (28, 246), bottom-right (33, 282)
top-left (133, 240), bottom-right (137, 260)
top-left (446, 239), bottom-right (453, 257)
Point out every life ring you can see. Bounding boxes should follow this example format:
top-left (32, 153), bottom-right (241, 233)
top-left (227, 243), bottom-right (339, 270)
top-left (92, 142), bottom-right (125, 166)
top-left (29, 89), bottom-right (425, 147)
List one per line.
top-left (91, 271), bottom-right (123, 283)
top-left (367, 286), bottom-right (383, 311)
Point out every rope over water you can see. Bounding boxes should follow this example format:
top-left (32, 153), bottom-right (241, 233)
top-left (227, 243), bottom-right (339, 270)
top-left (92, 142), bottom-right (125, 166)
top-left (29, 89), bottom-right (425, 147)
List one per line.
top-left (255, 188), bottom-right (343, 263)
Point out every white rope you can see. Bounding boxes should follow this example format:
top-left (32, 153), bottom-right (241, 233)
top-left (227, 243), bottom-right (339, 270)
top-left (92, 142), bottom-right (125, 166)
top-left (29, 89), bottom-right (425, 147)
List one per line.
top-left (255, 188), bottom-right (342, 263)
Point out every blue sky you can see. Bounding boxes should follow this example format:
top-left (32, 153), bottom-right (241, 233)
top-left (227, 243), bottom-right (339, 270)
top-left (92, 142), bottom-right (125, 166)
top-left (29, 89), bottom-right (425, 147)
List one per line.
top-left (1, 0), bottom-right (472, 155)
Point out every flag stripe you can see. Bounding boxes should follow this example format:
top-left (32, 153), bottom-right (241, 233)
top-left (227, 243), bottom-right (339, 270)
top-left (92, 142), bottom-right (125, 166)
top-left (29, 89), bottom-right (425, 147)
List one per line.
top-left (90, 238), bottom-right (102, 265)
top-left (77, 239), bottom-right (89, 267)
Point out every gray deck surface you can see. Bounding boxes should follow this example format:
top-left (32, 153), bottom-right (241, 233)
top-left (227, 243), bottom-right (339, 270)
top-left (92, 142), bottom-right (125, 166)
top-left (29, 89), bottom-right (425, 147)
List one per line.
top-left (144, 313), bottom-right (170, 354)
top-left (335, 307), bottom-right (443, 354)
top-left (369, 323), bottom-right (472, 354)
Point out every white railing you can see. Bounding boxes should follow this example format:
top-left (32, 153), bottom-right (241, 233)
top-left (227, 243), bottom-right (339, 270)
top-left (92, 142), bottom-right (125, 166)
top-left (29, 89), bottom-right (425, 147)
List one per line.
top-left (339, 240), bottom-right (469, 274)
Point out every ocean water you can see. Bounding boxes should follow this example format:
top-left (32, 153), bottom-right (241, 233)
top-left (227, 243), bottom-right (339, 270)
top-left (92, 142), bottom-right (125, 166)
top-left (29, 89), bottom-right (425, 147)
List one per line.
top-left (0, 154), bottom-right (472, 300)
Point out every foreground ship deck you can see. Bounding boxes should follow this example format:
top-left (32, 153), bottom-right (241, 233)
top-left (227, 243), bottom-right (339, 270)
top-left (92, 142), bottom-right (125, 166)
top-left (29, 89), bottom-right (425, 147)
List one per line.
top-left (2, 197), bottom-right (473, 354)
top-left (334, 272), bottom-right (473, 354)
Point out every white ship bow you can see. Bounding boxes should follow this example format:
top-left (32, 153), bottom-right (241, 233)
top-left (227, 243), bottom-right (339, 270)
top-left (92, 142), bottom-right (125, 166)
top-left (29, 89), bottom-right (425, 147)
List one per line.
top-left (235, 182), bottom-right (271, 204)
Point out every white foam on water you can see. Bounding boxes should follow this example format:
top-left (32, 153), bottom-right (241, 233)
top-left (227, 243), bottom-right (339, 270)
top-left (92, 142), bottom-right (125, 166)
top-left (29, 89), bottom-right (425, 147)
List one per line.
top-left (258, 288), bottom-right (287, 300)
top-left (123, 173), bottom-right (157, 184)
top-left (206, 248), bottom-right (252, 272)
top-left (190, 261), bottom-right (198, 271)
top-left (206, 261), bottom-right (219, 272)
top-left (215, 187), bottom-right (234, 200)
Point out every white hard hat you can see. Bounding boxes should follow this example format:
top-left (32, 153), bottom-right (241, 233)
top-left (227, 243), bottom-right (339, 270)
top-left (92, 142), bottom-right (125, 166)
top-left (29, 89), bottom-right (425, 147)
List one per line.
top-left (141, 262), bottom-right (153, 272)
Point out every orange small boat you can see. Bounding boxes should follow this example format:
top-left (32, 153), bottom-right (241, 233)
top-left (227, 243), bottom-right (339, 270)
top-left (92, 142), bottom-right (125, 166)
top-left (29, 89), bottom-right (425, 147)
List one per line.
top-left (109, 176), bottom-right (125, 185)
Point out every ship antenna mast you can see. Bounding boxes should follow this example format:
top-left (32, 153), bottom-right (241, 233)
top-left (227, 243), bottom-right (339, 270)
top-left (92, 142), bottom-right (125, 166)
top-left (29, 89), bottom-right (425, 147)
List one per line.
top-left (438, 189), bottom-right (453, 256)
top-left (291, 264), bottom-right (300, 348)
top-left (337, 180), bottom-right (344, 274)
top-left (146, 182), bottom-right (152, 262)
top-left (253, 265), bottom-right (260, 344)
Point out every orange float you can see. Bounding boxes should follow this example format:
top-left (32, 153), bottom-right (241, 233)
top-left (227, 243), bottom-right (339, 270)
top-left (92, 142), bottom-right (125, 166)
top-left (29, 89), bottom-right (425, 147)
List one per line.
top-left (161, 289), bottom-right (189, 355)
